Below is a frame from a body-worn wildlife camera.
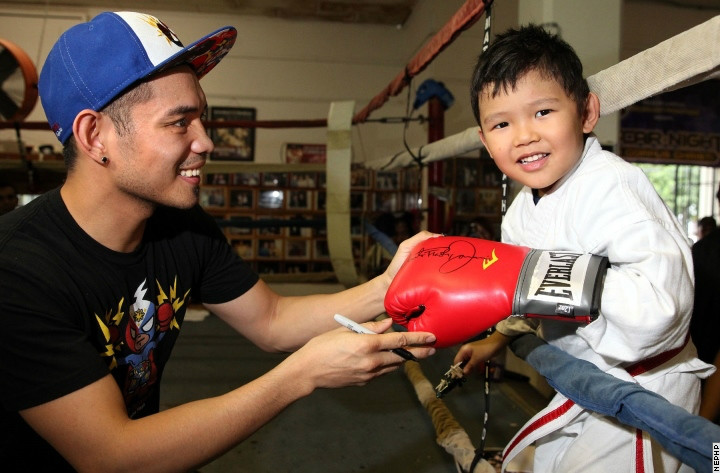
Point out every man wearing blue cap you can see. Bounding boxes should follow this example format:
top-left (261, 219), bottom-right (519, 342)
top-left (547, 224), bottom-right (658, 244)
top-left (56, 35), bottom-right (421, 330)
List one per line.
top-left (0, 12), bottom-right (438, 471)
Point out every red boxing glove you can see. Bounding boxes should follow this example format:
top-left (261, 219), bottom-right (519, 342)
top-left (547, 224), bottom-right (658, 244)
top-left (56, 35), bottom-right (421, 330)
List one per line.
top-left (384, 236), bottom-right (608, 348)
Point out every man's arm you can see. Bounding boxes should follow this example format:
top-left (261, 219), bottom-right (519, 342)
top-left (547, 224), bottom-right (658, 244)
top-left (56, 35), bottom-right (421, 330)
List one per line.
top-left (207, 231), bottom-right (439, 352)
top-left (21, 319), bottom-right (436, 472)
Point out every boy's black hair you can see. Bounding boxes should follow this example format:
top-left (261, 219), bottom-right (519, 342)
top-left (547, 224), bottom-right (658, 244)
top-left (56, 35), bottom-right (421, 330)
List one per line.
top-left (470, 24), bottom-right (590, 126)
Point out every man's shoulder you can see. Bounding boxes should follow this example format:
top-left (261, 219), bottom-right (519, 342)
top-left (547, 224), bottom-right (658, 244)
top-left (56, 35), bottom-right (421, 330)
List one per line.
top-left (0, 189), bottom-right (61, 249)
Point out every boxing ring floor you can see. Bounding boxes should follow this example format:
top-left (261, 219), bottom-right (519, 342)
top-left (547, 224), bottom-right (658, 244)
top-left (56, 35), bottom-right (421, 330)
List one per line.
top-left (160, 283), bottom-right (548, 473)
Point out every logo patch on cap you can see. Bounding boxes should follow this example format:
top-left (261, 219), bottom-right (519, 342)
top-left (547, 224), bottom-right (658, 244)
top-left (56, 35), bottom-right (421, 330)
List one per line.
top-left (140, 14), bottom-right (183, 49)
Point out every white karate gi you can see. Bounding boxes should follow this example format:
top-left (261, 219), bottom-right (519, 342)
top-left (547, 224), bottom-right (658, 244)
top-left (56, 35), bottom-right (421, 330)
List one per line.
top-left (497, 136), bottom-right (714, 473)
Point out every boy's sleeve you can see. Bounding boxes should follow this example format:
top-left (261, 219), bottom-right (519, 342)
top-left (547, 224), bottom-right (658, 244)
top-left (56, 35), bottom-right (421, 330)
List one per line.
top-left (496, 316), bottom-right (539, 338)
top-left (579, 217), bottom-right (693, 363)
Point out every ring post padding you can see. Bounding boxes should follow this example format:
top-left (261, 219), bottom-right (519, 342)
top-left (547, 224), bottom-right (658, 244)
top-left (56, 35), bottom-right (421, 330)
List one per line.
top-left (0, 38), bottom-right (39, 122)
top-left (326, 101), bottom-right (359, 287)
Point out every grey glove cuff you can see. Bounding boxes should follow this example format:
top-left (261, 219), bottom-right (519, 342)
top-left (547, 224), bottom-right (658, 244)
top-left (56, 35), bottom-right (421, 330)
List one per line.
top-left (514, 250), bottom-right (608, 321)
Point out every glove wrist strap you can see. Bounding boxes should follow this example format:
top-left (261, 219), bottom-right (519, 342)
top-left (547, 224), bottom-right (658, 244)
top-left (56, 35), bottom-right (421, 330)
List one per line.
top-left (514, 250), bottom-right (608, 322)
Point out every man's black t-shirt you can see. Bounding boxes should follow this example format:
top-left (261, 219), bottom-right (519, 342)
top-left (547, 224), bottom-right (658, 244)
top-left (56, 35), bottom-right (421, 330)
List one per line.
top-left (0, 188), bottom-right (259, 470)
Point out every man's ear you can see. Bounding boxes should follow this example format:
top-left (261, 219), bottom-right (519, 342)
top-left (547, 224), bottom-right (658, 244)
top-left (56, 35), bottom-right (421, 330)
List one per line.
top-left (73, 109), bottom-right (107, 164)
top-left (582, 92), bottom-right (601, 133)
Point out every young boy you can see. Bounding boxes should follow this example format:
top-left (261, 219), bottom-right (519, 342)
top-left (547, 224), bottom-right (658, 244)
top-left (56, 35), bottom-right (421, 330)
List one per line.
top-left (454, 25), bottom-right (713, 472)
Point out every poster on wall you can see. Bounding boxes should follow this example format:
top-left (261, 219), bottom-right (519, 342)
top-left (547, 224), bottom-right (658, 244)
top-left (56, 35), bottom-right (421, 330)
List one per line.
top-left (283, 143), bottom-right (326, 164)
top-left (210, 106), bottom-right (256, 161)
top-left (619, 80), bottom-right (720, 166)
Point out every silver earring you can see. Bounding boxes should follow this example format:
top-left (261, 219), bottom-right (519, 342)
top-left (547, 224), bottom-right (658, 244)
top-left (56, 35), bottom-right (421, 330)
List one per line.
top-left (101, 156), bottom-right (108, 164)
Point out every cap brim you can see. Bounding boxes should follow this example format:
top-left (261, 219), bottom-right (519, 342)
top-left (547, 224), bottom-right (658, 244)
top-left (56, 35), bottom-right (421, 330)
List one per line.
top-left (154, 26), bottom-right (237, 80)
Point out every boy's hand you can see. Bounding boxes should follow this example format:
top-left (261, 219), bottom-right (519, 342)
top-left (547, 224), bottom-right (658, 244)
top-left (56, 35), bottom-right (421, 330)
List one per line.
top-left (454, 331), bottom-right (513, 375)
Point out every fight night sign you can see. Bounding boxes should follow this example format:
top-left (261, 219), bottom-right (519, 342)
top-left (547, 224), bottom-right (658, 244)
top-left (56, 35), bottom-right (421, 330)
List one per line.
top-left (620, 80), bottom-right (720, 166)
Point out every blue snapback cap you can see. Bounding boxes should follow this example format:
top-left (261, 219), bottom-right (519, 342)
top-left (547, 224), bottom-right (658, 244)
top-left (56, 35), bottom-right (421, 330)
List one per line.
top-left (38, 11), bottom-right (236, 144)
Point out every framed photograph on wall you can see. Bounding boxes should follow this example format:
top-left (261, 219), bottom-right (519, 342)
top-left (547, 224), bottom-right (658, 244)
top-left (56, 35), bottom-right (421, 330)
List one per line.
top-left (315, 191), bottom-right (326, 212)
top-left (231, 239), bottom-right (254, 259)
top-left (224, 215), bottom-right (254, 236)
top-left (209, 106), bottom-right (256, 161)
top-left (350, 191), bottom-right (366, 211)
top-left (477, 188), bottom-right (502, 216)
top-left (229, 188), bottom-right (254, 210)
top-left (206, 173), bottom-right (228, 185)
top-left (375, 171), bottom-right (399, 190)
top-left (403, 192), bottom-right (421, 211)
top-left (314, 239), bottom-right (330, 260)
top-left (199, 186), bottom-right (226, 209)
top-left (287, 190), bottom-right (312, 210)
top-left (455, 188), bottom-right (477, 215)
top-left (287, 214), bottom-right (313, 237)
top-left (230, 172), bottom-right (259, 186)
top-left (374, 192), bottom-right (398, 212)
top-left (257, 262), bottom-right (281, 274)
top-left (257, 189), bottom-right (284, 210)
top-left (257, 215), bottom-right (283, 236)
top-left (285, 262), bottom-right (309, 274)
top-left (261, 172), bottom-right (287, 187)
top-left (284, 143), bottom-right (326, 164)
top-left (352, 239), bottom-right (363, 260)
top-left (286, 239), bottom-right (310, 259)
top-left (257, 238), bottom-right (282, 259)
top-left (350, 216), bottom-right (362, 236)
top-left (290, 172), bottom-right (317, 188)
top-left (455, 158), bottom-right (479, 187)
top-left (351, 166), bottom-right (370, 189)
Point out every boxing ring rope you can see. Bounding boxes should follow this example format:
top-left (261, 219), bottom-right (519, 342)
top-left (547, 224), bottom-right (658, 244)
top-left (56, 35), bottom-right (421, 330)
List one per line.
top-left (352, 0), bottom-right (492, 123)
top-left (403, 361), bottom-right (495, 473)
top-left (365, 14), bottom-right (720, 172)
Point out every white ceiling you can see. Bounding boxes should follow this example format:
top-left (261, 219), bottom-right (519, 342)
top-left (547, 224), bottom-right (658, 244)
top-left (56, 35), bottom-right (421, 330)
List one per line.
top-left (0, 0), bottom-right (718, 25)
top-left (0, 0), bottom-right (419, 25)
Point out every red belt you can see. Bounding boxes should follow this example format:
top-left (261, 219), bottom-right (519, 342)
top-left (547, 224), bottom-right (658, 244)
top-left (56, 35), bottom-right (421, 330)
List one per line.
top-left (503, 334), bottom-right (690, 471)
top-left (625, 334), bottom-right (689, 377)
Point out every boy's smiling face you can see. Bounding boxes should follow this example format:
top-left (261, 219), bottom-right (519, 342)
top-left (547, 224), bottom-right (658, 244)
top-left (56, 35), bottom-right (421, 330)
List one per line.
top-left (477, 69), bottom-right (599, 196)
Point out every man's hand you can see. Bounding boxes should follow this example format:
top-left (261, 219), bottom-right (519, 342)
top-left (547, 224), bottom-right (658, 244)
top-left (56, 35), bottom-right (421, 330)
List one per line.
top-left (382, 231), bottom-right (440, 282)
top-left (290, 318), bottom-right (436, 390)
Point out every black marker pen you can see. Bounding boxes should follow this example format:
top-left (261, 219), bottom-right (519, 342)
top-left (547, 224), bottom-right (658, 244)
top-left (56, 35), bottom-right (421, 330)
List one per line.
top-left (334, 314), bottom-right (418, 362)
